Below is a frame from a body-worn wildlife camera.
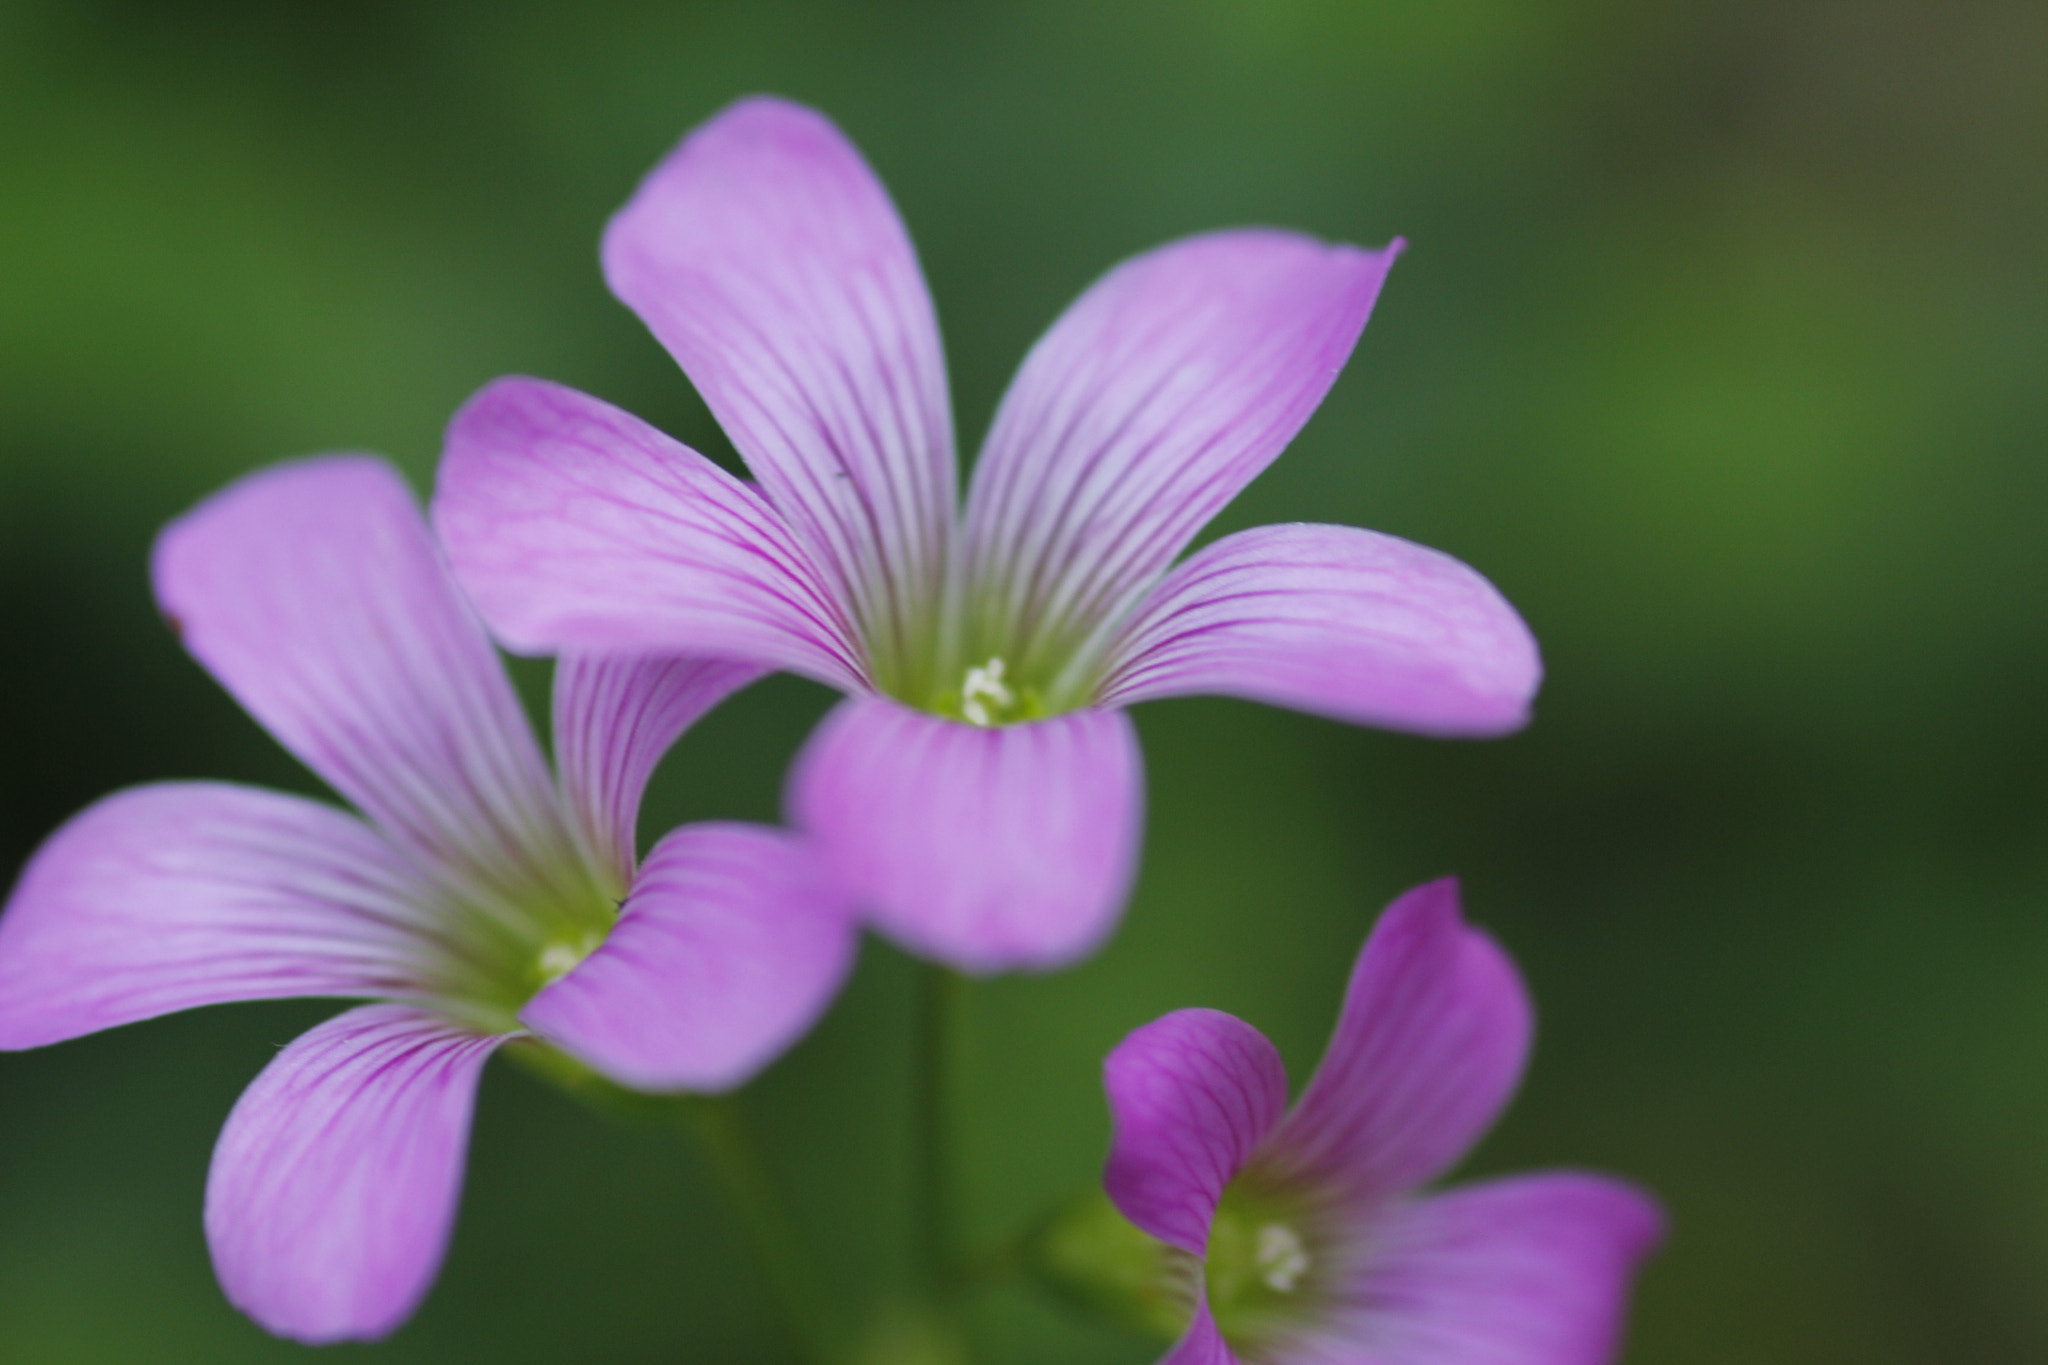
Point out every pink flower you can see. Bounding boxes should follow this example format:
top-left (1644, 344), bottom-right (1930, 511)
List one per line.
top-left (1104, 880), bottom-right (1661, 1365)
top-left (0, 457), bottom-right (856, 1343)
top-left (433, 96), bottom-right (1541, 973)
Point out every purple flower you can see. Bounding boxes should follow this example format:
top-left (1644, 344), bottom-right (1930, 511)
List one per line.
top-left (1103, 880), bottom-right (1661, 1365)
top-left (432, 96), bottom-right (1542, 974)
top-left (0, 457), bottom-right (856, 1343)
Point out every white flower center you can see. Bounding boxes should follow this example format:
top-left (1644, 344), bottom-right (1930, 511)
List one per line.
top-left (1254, 1222), bottom-right (1310, 1293)
top-left (960, 657), bottom-right (1015, 727)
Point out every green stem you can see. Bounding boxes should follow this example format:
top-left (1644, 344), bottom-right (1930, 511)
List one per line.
top-left (911, 963), bottom-right (974, 1355)
top-left (506, 1044), bottom-right (841, 1364)
top-left (682, 1094), bottom-right (842, 1365)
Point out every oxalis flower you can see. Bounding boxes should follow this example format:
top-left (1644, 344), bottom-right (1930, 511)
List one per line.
top-left (433, 95), bottom-right (1541, 973)
top-left (1102, 879), bottom-right (1662, 1365)
top-left (0, 457), bottom-right (855, 1343)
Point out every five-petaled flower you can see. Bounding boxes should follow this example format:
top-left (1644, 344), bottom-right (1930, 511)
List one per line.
top-left (0, 457), bottom-right (855, 1343)
top-left (1103, 879), bottom-right (1662, 1365)
top-left (432, 95), bottom-right (1543, 974)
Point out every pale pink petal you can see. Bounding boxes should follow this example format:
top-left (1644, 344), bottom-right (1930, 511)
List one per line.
top-left (961, 231), bottom-right (1400, 686)
top-left (521, 823), bottom-right (855, 1093)
top-left (0, 784), bottom-right (437, 1049)
top-left (1160, 1297), bottom-right (1245, 1365)
top-left (434, 377), bottom-right (866, 691)
top-left (1260, 880), bottom-right (1532, 1203)
top-left (152, 456), bottom-right (573, 892)
top-left (1096, 524), bottom-right (1540, 737)
top-left (552, 653), bottom-right (766, 884)
top-left (1332, 1174), bottom-right (1663, 1365)
top-left (1102, 1008), bottom-right (1289, 1255)
top-left (205, 1004), bottom-right (512, 1344)
top-left (603, 96), bottom-right (955, 675)
top-left (785, 697), bottom-right (1143, 973)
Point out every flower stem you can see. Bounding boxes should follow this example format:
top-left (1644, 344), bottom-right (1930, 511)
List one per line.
top-left (682, 1094), bottom-right (842, 1365)
top-left (911, 962), bottom-right (974, 1358)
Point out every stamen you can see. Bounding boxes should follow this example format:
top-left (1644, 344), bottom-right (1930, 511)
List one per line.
top-left (535, 931), bottom-right (603, 988)
top-left (960, 657), bottom-right (1015, 727)
top-left (1254, 1223), bottom-right (1310, 1293)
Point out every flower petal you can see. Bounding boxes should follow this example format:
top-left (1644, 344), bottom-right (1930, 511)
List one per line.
top-left (1160, 1297), bottom-right (1245, 1365)
top-left (521, 822), bottom-right (856, 1092)
top-left (786, 697), bottom-right (1143, 973)
top-left (435, 377), bottom-right (867, 691)
top-left (1260, 880), bottom-right (1532, 1202)
top-left (961, 230), bottom-right (1400, 687)
top-left (153, 456), bottom-right (573, 892)
top-left (553, 653), bottom-right (767, 884)
top-left (1335, 1173), bottom-right (1663, 1365)
top-left (0, 784), bottom-right (438, 1049)
top-left (1096, 524), bottom-right (1540, 736)
top-left (205, 1004), bottom-right (512, 1344)
top-left (1103, 1008), bottom-right (1289, 1256)
top-left (603, 96), bottom-right (956, 679)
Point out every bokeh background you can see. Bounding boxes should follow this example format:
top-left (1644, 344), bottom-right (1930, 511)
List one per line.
top-left (3, 0), bottom-right (2045, 1360)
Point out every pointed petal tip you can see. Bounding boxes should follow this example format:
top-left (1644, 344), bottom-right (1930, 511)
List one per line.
top-left (1260, 876), bottom-right (1533, 1199)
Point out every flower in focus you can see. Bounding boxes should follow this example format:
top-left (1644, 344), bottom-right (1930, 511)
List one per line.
top-left (0, 457), bottom-right (855, 1343)
top-left (1102, 879), bottom-right (1661, 1365)
top-left (432, 95), bottom-right (1542, 974)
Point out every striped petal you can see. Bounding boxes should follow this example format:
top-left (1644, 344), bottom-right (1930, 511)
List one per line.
top-left (153, 456), bottom-right (573, 893)
top-left (1096, 523), bottom-right (1540, 736)
top-left (603, 96), bottom-right (956, 685)
top-left (786, 697), bottom-right (1143, 973)
top-left (0, 783), bottom-right (436, 1048)
top-left (1333, 1174), bottom-right (1664, 1365)
top-left (1160, 1298), bottom-right (1245, 1365)
top-left (962, 230), bottom-right (1400, 690)
top-left (1103, 1008), bottom-right (1289, 1256)
top-left (436, 377), bottom-right (868, 691)
top-left (1260, 880), bottom-right (1532, 1203)
top-left (552, 653), bottom-right (766, 885)
top-left (521, 823), bottom-right (856, 1093)
top-left (205, 1004), bottom-right (512, 1343)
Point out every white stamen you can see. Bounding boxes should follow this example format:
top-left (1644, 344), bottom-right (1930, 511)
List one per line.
top-left (537, 940), bottom-right (586, 985)
top-left (960, 657), bottom-right (1015, 727)
top-left (1255, 1223), bottom-right (1310, 1293)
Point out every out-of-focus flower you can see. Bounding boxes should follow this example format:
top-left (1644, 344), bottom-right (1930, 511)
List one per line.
top-left (433, 96), bottom-right (1542, 974)
top-left (1103, 880), bottom-right (1661, 1365)
top-left (0, 457), bottom-right (855, 1343)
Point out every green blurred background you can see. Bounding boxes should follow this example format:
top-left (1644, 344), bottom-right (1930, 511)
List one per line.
top-left (3, 0), bottom-right (2044, 1360)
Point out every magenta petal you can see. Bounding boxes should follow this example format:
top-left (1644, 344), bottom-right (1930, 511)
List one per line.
top-left (1097, 524), bottom-right (1541, 737)
top-left (1262, 880), bottom-right (1532, 1202)
top-left (0, 783), bottom-right (435, 1049)
top-left (435, 377), bottom-right (866, 690)
top-left (152, 456), bottom-right (570, 884)
top-left (786, 697), bottom-right (1143, 973)
top-left (603, 96), bottom-right (956, 656)
top-left (1160, 1297), bottom-right (1244, 1365)
top-left (1344, 1173), bottom-right (1664, 1365)
top-left (520, 823), bottom-right (856, 1092)
top-left (1103, 1008), bottom-right (1289, 1255)
top-left (205, 1004), bottom-right (511, 1344)
top-left (962, 230), bottom-right (1400, 671)
top-left (553, 653), bottom-right (767, 884)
